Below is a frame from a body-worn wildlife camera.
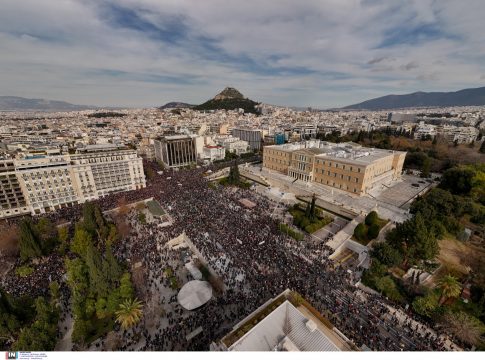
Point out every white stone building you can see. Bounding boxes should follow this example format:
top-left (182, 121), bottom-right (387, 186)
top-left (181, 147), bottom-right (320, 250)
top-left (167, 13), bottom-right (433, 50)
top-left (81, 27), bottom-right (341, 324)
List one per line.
top-left (0, 148), bottom-right (146, 218)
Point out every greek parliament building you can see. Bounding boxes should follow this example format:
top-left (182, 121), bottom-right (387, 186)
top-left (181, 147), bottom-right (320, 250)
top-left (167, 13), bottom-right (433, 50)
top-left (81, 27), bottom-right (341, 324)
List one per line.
top-left (263, 140), bottom-right (406, 196)
top-left (0, 146), bottom-right (146, 219)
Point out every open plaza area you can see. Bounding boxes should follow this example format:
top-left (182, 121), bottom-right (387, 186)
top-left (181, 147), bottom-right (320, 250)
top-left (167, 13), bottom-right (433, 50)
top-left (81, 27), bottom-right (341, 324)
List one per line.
top-left (241, 164), bottom-right (437, 223)
top-left (0, 161), bottom-right (463, 351)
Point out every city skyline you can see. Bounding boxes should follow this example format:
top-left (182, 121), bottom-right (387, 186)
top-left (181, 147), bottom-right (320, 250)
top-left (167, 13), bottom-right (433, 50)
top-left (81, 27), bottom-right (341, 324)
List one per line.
top-left (1, 0), bottom-right (485, 108)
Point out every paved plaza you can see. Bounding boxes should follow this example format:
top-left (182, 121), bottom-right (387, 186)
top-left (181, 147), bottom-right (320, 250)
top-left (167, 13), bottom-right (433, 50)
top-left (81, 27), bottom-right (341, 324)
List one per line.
top-left (242, 165), bottom-right (427, 223)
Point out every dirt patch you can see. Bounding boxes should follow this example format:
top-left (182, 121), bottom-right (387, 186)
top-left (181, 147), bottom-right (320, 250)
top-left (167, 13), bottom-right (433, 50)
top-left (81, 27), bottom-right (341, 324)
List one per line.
top-left (433, 237), bottom-right (485, 284)
top-left (0, 222), bottom-right (19, 257)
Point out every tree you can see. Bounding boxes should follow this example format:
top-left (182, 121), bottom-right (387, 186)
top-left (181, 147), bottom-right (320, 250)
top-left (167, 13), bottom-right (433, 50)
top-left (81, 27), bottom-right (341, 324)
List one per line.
top-left (35, 218), bottom-right (57, 253)
top-left (376, 276), bottom-right (403, 302)
top-left (361, 259), bottom-right (387, 288)
top-left (119, 273), bottom-right (134, 300)
top-left (368, 223), bottom-right (380, 240)
top-left (440, 311), bottom-right (485, 346)
top-left (57, 226), bottom-right (69, 254)
top-left (353, 223), bottom-right (367, 242)
top-left (82, 202), bottom-right (97, 235)
top-left (104, 246), bottom-right (122, 288)
top-left (471, 168), bottom-right (485, 205)
top-left (19, 219), bottom-right (42, 261)
top-left (0, 288), bottom-right (23, 344)
top-left (440, 166), bottom-right (475, 195)
top-left (371, 242), bottom-right (402, 266)
top-left (386, 213), bottom-right (438, 265)
top-left (12, 297), bottom-right (60, 351)
top-left (227, 161), bottom-right (240, 185)
top-left (437, 275), bottom-right (461, 305)
top-left (71, 318), bottom-right (91, 345)
top-left (94, 205), bottom-right (109, 241)
top-left (421, 157), bottom-right (431, 178)
top-left (412, 291), bottom-right (439, 317)
top-left (115, 298), bottom-right (143, 330)
top-left (70, 226), bottom-right (93, 258)
top-left (365, 211), bottom-right (378, 226)
top-left (309, 194), bottom-right (317, 221)
top-left (305, 202), bottom-right (311, 218)
top-left (85, 243), bottom-right (109, 298)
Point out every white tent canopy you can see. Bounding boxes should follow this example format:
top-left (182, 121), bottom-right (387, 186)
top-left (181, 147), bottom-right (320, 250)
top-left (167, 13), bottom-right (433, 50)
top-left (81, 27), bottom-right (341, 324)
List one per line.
top-left (177, 280), bottom-right (213, 310)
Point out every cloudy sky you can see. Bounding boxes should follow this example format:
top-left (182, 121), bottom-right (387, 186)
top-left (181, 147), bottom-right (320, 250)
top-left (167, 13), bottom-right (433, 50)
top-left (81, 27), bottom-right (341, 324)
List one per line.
top-left (1, 0), bottom-right (485, 108)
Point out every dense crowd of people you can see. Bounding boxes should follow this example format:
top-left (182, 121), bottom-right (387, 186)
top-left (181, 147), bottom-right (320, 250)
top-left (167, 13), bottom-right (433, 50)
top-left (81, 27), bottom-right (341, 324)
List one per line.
top-left (109, 162), bottom-right (459, 351)
top-left (1, 160), bottom-right (462, 351)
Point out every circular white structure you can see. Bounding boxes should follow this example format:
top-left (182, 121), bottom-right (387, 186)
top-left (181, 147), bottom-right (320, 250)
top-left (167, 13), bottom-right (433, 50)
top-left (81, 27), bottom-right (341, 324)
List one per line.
top-left (177, 280), bottom-right (213, 310)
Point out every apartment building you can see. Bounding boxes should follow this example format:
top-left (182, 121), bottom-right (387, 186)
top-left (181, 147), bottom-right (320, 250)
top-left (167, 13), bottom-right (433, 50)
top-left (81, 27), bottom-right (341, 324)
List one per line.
top-left (263, 140), bottom-right (406, 196)
top-left (0, 149), bottom-right (146, 218)
top-left (439, 125), bottom-right (478, 144)
top-left (231, 128), bottom-right (262, 151)
top-left (214, 136), bottom-right (250, 155)
top-left (292, 123), bottom-right (318, 139)
top-left (202, 145), bottom-right (225, 162)
top-left (154, 135), bottom-right (199, 168)
top-left (0, 159), bottom-right (30, 218)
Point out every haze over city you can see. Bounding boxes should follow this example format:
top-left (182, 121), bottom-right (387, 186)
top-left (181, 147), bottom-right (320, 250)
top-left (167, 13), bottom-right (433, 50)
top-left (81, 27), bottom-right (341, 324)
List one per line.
top-left (1, 0), bottom-right (485, 108)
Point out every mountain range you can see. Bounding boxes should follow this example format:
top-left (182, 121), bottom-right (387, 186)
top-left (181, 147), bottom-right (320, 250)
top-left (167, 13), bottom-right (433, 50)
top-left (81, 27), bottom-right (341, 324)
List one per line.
top-left (0, 96), bottom-right (96, 111)
top-left (342, 86), bottom-right (485, 110)
top-left (4, 86), bottom-right (485, 112)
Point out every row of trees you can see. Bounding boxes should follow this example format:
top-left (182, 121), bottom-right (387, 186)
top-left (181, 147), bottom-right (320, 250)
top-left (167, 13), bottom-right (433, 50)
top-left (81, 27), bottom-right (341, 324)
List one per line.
top-left (66, 203), bottom-right (141, 345)
top-left (353, 211), bottom-right (383, 244)
top-left (1, 283), bottom-right (60, 351)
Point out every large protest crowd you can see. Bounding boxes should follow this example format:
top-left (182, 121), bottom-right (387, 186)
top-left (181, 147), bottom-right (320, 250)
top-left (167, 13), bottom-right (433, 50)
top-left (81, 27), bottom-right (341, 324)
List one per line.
top-left (1, 160), bottom-right (462, 351)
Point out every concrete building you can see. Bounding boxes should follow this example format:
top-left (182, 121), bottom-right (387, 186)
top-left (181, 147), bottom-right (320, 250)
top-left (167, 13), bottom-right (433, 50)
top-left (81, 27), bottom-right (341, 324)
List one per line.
top-left (214, 136), bottom-right (250, 155)
top-left (202, 145), bottom-right (225, 162)
top-left (413, 122), bottom-right (437, 140)
top-left (439, 125), bottom-right (479, 144)
top-left (231, 128), bottom-right (262, 151)
top-left (154, 135), bottom-right (199, 168)
top-left (293, 123), bottom-right (318, 139)
top-left (263, 140), bottom-right (406, 196)
top-left (0, 159), bottom-right (30, 218)
top-left (212, 289), bottom-right (352, 351)
top-left (0, 148), bottom-right (145, 218)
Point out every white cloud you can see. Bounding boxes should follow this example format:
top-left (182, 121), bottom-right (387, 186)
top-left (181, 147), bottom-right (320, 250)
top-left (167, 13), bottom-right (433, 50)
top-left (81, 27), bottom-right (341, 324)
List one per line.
top-left (0, 0), bottom-right (484, 108)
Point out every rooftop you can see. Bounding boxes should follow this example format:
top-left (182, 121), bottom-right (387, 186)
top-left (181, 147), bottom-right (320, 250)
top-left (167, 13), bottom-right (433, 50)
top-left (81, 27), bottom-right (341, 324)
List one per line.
top-left (266, 140), bottom-right (405, 165)
top-left (219, 290), bottom-right (353, 352)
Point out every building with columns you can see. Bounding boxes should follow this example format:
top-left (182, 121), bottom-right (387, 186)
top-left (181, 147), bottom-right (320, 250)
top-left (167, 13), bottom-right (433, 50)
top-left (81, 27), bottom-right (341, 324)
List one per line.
top-left (154, 135), bottom-right (200, 168)
top-left (263, 140), bottom-right (406, 196)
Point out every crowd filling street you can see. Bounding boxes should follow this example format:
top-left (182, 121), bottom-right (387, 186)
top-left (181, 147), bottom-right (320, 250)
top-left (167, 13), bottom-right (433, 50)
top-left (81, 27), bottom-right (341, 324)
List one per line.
top-left (1, 161), bottom-right (463, 351)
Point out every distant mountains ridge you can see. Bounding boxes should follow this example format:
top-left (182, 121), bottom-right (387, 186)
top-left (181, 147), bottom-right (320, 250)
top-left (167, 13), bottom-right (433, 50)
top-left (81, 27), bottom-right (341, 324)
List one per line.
top-left (4, 86), bottom-right (485, 112)
top-left (0, 96), bottom-right (96, 111)
top-left (342, 86), bottom-right (485, 110)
